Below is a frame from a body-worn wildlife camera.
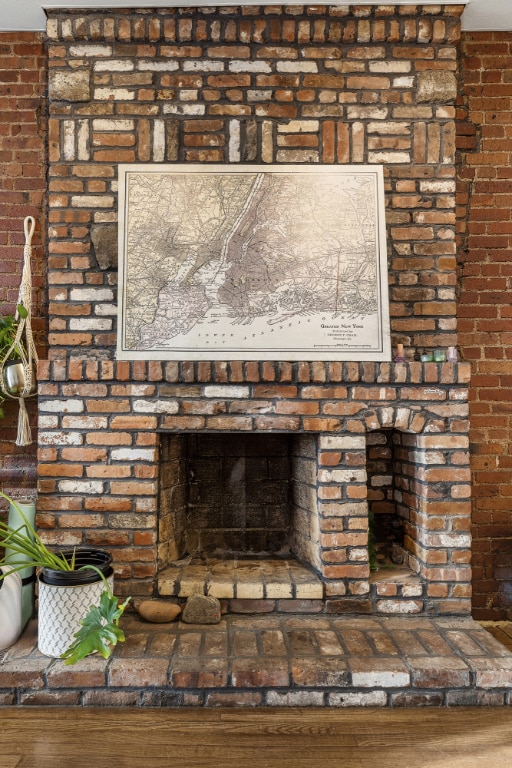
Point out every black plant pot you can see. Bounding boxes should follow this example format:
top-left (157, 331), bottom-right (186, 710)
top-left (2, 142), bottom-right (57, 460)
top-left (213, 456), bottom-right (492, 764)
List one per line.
top-left (40, 547), bottom-right (112, 586)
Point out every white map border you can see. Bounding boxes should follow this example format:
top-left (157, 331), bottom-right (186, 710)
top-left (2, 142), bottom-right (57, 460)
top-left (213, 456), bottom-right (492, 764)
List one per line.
top-left (117, 164), bottom-right (391, 362)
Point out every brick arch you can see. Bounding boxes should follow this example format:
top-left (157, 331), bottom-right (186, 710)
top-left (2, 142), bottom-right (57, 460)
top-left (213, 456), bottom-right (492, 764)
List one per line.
top-left (363, 406), bottom-right (432, 434)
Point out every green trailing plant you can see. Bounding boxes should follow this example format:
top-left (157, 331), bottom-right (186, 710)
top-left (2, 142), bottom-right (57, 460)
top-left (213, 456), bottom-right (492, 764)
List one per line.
top-left (0, 490), bottom-right (130, 664)
top-left (0, 306), bottom-right (28, 362)
top-left (0, 306), bottom-right (30, 418)
top-left (61, 581), bottom-right (130, 665)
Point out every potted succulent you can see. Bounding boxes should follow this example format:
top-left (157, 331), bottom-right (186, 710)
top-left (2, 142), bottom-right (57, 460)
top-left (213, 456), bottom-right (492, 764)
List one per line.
top-left (0, 491), bottom-right (130, 663)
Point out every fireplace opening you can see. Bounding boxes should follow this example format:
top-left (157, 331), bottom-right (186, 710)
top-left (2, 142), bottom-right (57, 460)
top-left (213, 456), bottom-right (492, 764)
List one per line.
top-left (157, 432), bottom-right (324, 602)
top-left (170, 433), bottom-right (293, 557)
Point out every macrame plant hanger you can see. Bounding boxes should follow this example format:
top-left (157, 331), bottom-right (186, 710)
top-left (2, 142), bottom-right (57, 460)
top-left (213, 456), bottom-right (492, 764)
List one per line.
top-left (0, 216), bottom-right (39, 446)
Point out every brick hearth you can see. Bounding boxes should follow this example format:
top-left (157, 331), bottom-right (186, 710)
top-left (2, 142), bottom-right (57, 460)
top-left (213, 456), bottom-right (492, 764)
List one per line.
top-left (2, 613), bottom-right (512, 707)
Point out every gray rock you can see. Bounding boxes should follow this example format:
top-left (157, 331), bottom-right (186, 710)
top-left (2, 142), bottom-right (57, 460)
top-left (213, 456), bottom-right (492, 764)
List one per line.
top-left (182, 594), bottom-right (221, 625)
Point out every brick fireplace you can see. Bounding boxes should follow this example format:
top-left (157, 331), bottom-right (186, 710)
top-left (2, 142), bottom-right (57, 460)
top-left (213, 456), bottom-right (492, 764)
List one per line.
top-left (38, 4), bottom-right (472, 617)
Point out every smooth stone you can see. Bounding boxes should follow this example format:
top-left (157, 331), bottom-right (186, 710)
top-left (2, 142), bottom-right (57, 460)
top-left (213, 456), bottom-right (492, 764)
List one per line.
top-left (182, 594), bottom-right (221, 625)
top-left (136, 599), bottom-right (181, 624)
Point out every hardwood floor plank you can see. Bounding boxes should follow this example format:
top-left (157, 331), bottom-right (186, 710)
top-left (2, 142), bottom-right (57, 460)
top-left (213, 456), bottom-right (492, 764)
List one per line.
top-left (1, 707), bottom-right (512, 768)
top-left (0, 758), bottom-right (22, 768)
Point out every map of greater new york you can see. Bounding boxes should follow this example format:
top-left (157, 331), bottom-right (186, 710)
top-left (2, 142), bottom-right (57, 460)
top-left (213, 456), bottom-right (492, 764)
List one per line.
top-left (117, 165), bottom-right (391, 362)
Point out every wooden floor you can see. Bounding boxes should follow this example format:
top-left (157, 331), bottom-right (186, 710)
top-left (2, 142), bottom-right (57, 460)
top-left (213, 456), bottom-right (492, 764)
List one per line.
top-left (1, 707), bottom-right (512, 767)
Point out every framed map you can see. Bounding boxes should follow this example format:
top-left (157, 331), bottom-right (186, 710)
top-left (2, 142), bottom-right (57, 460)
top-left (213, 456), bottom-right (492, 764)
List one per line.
top-left (117, 164), bottom-right (391, 361)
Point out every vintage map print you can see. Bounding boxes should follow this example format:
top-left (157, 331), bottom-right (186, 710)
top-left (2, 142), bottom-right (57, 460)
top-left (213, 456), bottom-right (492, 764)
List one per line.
top-left (117, 165), bottom-right (391, 361)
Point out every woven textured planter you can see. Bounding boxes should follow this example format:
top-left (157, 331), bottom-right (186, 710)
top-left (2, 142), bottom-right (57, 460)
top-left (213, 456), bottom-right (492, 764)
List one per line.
top-left (37, 571), bottom-right (114, 658)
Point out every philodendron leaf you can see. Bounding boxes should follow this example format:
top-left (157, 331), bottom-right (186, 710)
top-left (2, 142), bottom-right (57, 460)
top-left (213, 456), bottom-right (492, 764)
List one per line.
top-left (60, 590), bottom-right (131, 666)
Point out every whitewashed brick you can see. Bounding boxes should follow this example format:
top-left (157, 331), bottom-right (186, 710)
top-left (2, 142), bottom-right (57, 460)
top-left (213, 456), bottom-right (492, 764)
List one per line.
top-left (369, 151), bottom-right (411, 163)
top-left (61, 416), bottom-right (108, 429)
top-left (153, 119), bottom-right (165, 162)
top-left (71, 195), bottom-right (115, 208)
top-left (318, 469), bottom-right (367, 483)
top-left (70, 45), bottom-right (113, 57)
top-left (59, 480), bottom-right (104, 494)
top-left (375, 600), bottom-right (423, 615)
top-left (367, 121), bottom-right (411, 134)
top-left (402, 584), bottom-right (424, 597)
top-left (262, 120), bottom-right (273, 163)
top-left (393, 76), bottom-right (415, 88)
top-left (183, 60), bottom-right (224, 72)
top-left (69, 318), bottom-right (112, 330)
top-left (277, 61), bottom-right (318, 73)
top-left (347, 106), bottom-right (388, 119)
top-left (139, 60), bottom-right (180, 71)
top-left (278, 120), bottom-right (319, 133)
top-left (111, 448), bottom-right (157, 461)
top-left (369, 61), bottom-right (411, 73)
top-left (163, 104), bottom-right (206, 115)
top-left (46, 19), bottom-right (58, 39)
top-left (94, 88), bottom-right (135, 101)
top-left (110, 513), bottom-right (156, 529)
top-left (93, 119), bottom-right (134, 131)
top-left (420, 180), bottom-right (456, 193)
top-left (351, 666), bottom-right (411, 687)
top-left (39, 399), bottom-right (84, 413)
top-left (204, 386), bottom-right (250, 399)
top-left (319, 435), bottom-right (365, 449)
top-left (229, 60), bottom-right (272, 73)
top-left (69, 288), bottom-right (114, 301)
top-left (133, 399), bottom-right (179, 414)
top-left (38, 415), bottom-right (59, 429)
top-left (95, 60), bottom-right (134, 71)
top-left (39, 431), bottom-right (83, 446)
top-left (247, 90), bottom-right (272, 101)
top-left (267, 691), bottom-right (325, 706)
top-left (95, 304), bottom-right (117, 316)
top-left (77, 119), bottom-right (89, 161)
top-left (63, 120), bottom-right (75, 161)
top-left (328, 691), bottom-right (387, 707)
top-left (229, 119), bottom-right (240, 162)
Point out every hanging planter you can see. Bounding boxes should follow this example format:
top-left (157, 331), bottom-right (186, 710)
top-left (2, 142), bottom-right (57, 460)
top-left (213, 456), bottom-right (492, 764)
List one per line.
top-left (2, 359), bottom-right (37, 398)
top-left (0, 216), bottom-right (39, 446)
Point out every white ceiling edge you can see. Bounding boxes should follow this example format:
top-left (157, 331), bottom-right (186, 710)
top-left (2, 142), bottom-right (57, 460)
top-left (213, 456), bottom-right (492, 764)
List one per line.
top-left (1, 0), bottom-right (511, 33)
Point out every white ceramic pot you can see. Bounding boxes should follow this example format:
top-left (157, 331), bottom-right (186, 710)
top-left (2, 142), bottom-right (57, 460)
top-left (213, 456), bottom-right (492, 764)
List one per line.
top-left (0, 566), bottom-right (22, 651)
top-left (37, 573), bottom-right (114, 658)
top-left (6, 497), bottom-right (36, 630)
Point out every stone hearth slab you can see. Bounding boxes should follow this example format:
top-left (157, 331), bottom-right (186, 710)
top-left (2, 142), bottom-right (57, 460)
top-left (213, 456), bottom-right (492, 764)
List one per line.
top-left (1, 614), bottom-right (512, 707)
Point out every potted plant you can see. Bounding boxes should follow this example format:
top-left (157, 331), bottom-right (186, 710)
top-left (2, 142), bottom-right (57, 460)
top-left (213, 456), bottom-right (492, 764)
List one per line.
top-left (0, 491), bottom-right (130, 664)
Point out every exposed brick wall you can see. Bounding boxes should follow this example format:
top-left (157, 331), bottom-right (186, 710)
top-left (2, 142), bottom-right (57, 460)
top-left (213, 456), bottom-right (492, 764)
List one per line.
top-left (45, 4), bottom-right (463, 357)
top-left (457, 32), bottom-right (512, 620)
top-left (0, 32), bottom-right (47, 500)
